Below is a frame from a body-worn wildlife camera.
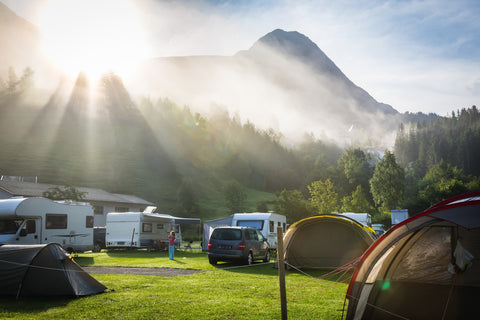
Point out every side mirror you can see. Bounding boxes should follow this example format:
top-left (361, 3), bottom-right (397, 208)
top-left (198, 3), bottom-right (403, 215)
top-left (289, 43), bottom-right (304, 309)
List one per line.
top-left (19, 229), bottom-right (28, 237)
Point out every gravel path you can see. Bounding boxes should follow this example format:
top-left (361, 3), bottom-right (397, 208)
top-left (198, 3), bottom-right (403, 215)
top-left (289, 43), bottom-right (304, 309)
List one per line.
top-left (83, 266), bottom-right (203, 277)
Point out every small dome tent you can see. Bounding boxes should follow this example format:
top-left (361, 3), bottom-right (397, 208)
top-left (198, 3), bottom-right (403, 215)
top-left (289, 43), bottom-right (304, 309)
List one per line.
top-left (345, 192), bottom-right (480, 320)
top-left (0, 243), bottom-right (107, 298)
top-left (281, 214), bottom-right (375, 269)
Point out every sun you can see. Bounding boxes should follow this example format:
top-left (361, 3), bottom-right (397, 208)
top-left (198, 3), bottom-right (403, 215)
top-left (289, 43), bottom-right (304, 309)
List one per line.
top-left (38, 0), bottom-right (150, 80)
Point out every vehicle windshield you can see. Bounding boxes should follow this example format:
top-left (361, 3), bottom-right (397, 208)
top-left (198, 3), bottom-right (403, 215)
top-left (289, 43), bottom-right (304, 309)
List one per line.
top-left (0, 220), bottom-right (22, 234)
top-left (212, 228), bottom-right (242, 240)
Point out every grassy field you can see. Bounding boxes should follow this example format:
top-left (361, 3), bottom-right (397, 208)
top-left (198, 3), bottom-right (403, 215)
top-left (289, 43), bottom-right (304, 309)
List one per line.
top-left (0, 249), bottom-right (350, 319)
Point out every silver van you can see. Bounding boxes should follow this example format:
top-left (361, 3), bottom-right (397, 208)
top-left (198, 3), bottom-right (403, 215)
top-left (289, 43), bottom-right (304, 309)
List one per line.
top-left (207, 226), bottom-right (270, 265)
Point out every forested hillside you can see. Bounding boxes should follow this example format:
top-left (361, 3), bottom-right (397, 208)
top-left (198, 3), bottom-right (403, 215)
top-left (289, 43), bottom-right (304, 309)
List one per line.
top-left (1, 67), bottom-right (478, 224)
top-left (395, 106), bottom-right (480, 177)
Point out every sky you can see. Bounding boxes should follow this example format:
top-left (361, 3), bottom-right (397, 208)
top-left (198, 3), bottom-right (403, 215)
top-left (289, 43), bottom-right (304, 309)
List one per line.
top-left (1, 0), bottom-right (479, 115)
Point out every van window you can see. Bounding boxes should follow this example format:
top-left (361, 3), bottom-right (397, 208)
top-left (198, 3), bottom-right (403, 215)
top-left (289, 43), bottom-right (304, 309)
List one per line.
top-left (46, 214), bottom-right (67, 229)
top-left (211, 228), bottom-right (242, 240)
top-left (237, 220), bottom-right (264, 230)
top-left (269, 221), bottom-right (274, 232)
top-left (256, 230), bottom-right (264, 241)
top-left (86, 216), bottom-right (94, 228)
top-left (142, 223), bottom-right (152, 232)
top-left (245, 229), bottom-right (257, 240)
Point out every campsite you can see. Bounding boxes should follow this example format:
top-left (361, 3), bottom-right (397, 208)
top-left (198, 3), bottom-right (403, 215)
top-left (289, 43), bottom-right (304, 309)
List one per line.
top-left (1, 192), bottom-right (480, 319)
top-left (0, 248), bottom-right (350, 319)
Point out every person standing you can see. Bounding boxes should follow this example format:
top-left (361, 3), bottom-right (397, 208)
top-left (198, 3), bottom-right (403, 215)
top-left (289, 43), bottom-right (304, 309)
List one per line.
top-left (168, 231), bottom-right (176, 260)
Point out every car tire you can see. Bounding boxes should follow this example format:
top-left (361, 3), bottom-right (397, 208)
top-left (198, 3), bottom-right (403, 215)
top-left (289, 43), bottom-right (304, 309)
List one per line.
top-left (247, 252), bottom-right (253, 265)
top-left (264, 250), bottom-right (270, 263)
top-left (209, 256), bottom-right (217, 265)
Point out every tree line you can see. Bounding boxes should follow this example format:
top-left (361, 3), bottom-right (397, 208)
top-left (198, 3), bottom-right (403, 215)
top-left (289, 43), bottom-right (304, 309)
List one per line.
top-left (1, 67), bottom-right (478, 225)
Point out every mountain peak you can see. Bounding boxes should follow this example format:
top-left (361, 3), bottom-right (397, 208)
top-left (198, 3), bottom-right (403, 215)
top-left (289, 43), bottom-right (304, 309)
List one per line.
top-left (248, 29), bottom-right (346, 78)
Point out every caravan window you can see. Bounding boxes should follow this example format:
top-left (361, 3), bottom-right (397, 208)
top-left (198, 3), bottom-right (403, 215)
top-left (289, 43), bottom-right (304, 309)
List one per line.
top-left (86, 216), bottom-right (94, 228)
top-left (142, 223), bottom-right (152, 232)
top-left (270, 221), bottom-right (274, 232)
top-left (237, 220), bottom-right (264, 230)
top-left (46, 214), bottom-right (67, 229)
top-left (157, 223), bottom-right (164, 230)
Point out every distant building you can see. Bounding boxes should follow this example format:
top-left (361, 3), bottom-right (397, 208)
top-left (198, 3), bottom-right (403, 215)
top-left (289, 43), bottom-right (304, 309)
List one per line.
top-left (0, 179), bottom-right (154, 227)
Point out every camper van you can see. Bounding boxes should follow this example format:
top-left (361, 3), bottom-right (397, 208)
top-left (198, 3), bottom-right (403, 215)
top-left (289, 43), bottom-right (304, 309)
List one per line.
top-left (338, 212), bottom-right (372, 227)
top-left (231, 212), bottom-right (287, 249)
top-left (106, 212), bottom-right (179, 250)
top-left (0, 197), bottom-right (94, 252)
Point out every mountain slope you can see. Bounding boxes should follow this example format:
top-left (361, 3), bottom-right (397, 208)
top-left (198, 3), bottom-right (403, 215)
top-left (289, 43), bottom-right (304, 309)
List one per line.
top-left (132, 29), bottom-right (401, 148)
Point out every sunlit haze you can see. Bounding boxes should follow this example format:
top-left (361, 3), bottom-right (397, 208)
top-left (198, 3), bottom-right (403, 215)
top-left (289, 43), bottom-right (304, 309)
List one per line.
top-left (1, 0), bottom-right (479, 115)
top-left (38, 0), bottom-right (149, 80)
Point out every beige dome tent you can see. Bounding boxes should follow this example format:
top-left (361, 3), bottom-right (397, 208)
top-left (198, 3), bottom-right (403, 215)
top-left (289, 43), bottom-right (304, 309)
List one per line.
top-left (0, 243), bottom-right (107, 298)
top-left (281, 214), bottom-right (375, 269)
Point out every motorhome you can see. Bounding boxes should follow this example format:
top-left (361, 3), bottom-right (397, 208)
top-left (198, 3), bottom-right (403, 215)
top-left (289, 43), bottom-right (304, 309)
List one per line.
top-left (338, 212), bottom-right (372, 227)
top-left (231, 212), bottom-right (287, 249)
top-left (106, 212), bottom-right (178, 250)
top-left (0, 197), bottom-right (94, 252)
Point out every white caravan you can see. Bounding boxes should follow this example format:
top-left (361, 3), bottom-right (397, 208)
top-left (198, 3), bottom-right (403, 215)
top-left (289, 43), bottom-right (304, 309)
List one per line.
top-left (0, 197), bottom-right (94, 252)
top-left (231, 212), bottom-right (287, 249)
top-left (106, 212), bottom-right (178, 250)
top-left (338, 212), bottom-right (372, 227)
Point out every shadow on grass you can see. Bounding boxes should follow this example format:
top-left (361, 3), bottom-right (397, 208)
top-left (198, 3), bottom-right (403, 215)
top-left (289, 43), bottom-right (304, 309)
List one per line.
top-left (211, 261), bottom-right (279, 276)
top-left (0, 297), bottom-right (72, 313)
top-left (104, 249), bottom-right (206, 258)
top-left (211, 261), bottom-right (353, 280)
top-left (74, 256), bottom-right (94, 266)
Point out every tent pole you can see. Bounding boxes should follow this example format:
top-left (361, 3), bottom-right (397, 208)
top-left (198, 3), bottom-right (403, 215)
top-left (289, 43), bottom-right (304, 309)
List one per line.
top-left (277, 226), bottom-right (287, 320)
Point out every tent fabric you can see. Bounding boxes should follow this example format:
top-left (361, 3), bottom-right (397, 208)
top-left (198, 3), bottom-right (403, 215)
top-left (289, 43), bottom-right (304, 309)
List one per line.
top-left (345, 192), bottom-right (480, 320)
top-left (0, 243), bottom-right (107, 298)
top-left (281, 214), bottom-right (375, 269)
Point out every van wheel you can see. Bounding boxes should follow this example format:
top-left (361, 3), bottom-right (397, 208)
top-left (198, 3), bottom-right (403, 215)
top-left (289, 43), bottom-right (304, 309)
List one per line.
top-left (208, 256), bottom-right (217, 265)
top-left (264, 250), bottom-right (270, 263)
top-left (247, 252), bottom-right (253, 265)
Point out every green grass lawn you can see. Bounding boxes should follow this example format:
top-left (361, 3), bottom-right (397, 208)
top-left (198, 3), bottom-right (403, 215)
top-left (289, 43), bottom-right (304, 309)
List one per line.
top-left (0, 249), bottom-right (350, 319)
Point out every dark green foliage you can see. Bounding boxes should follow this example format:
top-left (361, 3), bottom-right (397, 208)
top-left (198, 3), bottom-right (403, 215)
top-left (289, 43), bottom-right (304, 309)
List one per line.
top-left (223, 181), bottom-right (247, 214)
top-left (369, 150), bottom-right (405, 211)
top-left (1, 68), bottom-right (479, 222)
top-left (276, 189), bottom-right (314, 223)
top-left (395, 106), bottom-right (480, 177)
top-left (42, 185), bottom-right (87, 201)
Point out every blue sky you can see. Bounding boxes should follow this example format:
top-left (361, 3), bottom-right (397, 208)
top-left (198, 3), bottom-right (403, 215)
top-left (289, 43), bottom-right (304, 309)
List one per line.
top-left (2, 0), bottom-right (479, 115)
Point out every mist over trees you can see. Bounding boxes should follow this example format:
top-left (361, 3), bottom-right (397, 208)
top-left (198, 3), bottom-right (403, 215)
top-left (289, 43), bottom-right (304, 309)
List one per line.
top-left (0, 68), bottom-right (479, 224)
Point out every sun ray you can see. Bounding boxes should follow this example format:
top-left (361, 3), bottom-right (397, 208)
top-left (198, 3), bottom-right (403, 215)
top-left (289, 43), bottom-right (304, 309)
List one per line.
top-left (38, 0), bottom-right (150, 81)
